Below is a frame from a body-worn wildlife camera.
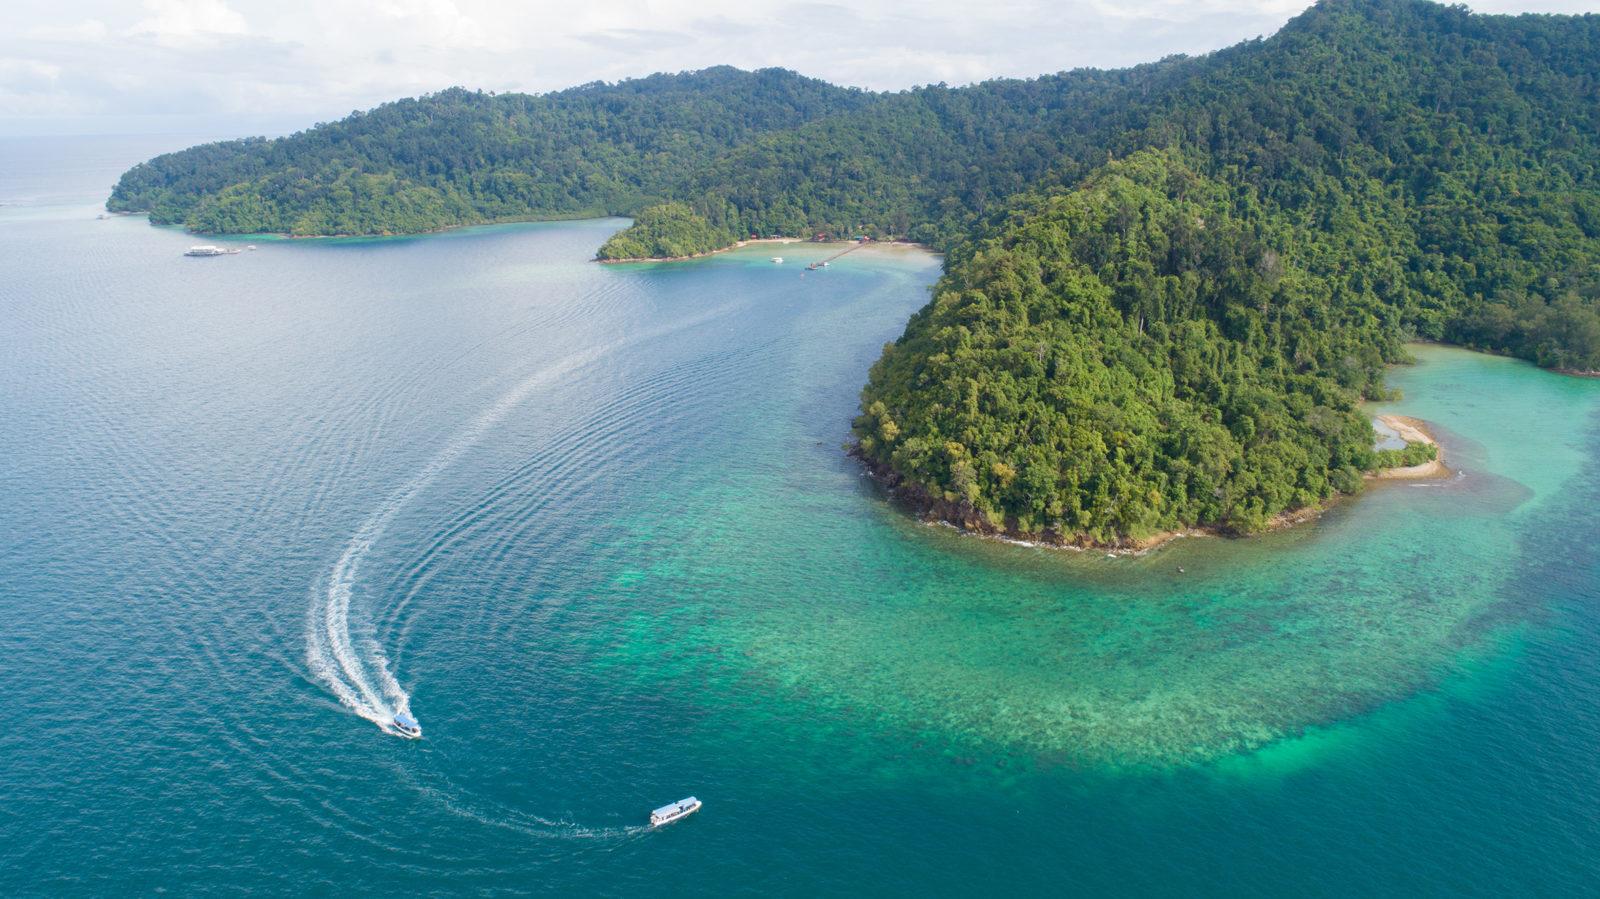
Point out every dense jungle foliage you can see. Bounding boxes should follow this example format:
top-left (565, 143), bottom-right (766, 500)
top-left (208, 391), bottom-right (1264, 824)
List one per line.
top-left (108, 67), bottom-right (870, 237)
top-left (595, 202), bottom-right (737, 260)
top-left (858, 150), bottom-right (1417, 541)
top-left (852, 0), bottom-right (1600, 541)
top-left (110, 0), bottom-right (1600, 543)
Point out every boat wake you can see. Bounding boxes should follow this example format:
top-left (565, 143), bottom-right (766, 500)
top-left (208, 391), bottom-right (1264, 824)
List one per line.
top-left (306, 304), bottom-right (741, 737)
top-left (401, 773), bottom-right (652, 841)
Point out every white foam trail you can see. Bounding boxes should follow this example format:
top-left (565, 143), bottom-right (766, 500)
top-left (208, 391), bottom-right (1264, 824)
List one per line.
top-left (308, 304), bottom-right (742, 736)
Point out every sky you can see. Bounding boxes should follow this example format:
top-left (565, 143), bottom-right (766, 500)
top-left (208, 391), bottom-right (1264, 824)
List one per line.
top-left (2, 0), bottom-right (1597, 135)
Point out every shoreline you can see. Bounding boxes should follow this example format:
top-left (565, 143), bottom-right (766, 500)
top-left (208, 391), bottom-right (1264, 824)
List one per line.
top-left (595, 236), bottom-right (802, 264)
top-left (596, 237), bottom-right (930, 265)
top-left (1368, 414), bottom-right (1450, 480)
top-left (854, 413), bottom-right (1449, 556)
top-left (118, 209), bottom-right (615, 241)
top-left (1410, 338), bottom-right (1600, 381)
top-left (852, 447), bottom-right (1332, 555)
top-left (111, 208), bottom-right (941, 257)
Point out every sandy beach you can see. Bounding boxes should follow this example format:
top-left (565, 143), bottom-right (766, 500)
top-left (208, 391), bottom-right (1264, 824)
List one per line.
top-left (597, 236), bottom-right (931, 264)
top-left (1370, 414), bottom-right (1450, 479)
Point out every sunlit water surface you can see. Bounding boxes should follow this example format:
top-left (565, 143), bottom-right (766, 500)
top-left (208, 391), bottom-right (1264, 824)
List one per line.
top-left (4, 136), bottom-right (1600, 894)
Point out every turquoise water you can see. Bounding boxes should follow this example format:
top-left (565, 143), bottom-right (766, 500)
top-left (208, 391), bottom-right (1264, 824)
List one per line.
top-left (5, 136), bottom-right (1600, 894)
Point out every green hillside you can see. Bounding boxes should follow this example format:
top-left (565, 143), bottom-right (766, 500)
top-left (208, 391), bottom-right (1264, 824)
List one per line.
top-left (109, 0), bottom-right (1600, 544)
top-left (108, 67), bottom-right (870, 236)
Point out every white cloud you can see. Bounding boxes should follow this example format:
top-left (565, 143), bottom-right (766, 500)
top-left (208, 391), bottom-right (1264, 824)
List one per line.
top-left (26, 20), bottom-right (111, 43)
top-left (131, 0), bottom-right (249, 44)
top-left (0, 58), bottom-right (65, 89)
top-left (372, 0), bottom-right (491, 49)
top-left (1, 0), bottom-right (1597, 132)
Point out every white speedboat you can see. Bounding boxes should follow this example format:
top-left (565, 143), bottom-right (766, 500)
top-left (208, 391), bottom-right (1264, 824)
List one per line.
top-left (185, 245), bottom-right (239, 257)
top-left (771, 256), bottom-right (783, 264)
top-left (392, 713), bottom-right (421, 739)
top-left (649, 797), bottom-right (701, 827)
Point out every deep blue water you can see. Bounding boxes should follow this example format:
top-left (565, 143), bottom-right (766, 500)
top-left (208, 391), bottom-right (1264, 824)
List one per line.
top-left (3, 135), bottom-right (1600, 895)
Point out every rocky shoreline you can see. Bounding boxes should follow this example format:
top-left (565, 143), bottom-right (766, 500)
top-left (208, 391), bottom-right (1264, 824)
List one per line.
top-left (852, 413), bottom-right (1448, 555)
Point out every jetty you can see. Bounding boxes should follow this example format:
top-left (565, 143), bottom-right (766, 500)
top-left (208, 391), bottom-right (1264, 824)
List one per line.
top-left (806, 241), bottom-right (866, 271)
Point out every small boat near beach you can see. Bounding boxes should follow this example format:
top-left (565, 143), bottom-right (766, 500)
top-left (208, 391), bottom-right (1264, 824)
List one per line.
top-left (649, 797), bottom-right (701, 827)
top-left (184, 245), bottom-right (240, 257)
top-left (771, 256), bottom-right (784, 264)
top-left (392, 713), bottom-right (421, 739)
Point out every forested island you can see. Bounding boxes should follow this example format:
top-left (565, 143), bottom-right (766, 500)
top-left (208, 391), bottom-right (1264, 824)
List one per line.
top-left (111, 0), bottom-right (1600, 547)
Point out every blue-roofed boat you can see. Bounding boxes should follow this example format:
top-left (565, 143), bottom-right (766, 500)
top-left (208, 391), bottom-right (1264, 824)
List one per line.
top-left (649, 797), bottom-right (701, 827)
top-left (392, 712), bottom-right (421, 739)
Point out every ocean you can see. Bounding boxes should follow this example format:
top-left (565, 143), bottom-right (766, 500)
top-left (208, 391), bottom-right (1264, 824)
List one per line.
top-left (3, 134), bottom-right (1599, 895)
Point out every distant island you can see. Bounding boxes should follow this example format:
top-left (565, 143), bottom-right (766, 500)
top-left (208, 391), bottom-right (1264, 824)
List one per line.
top-left (109, 0), bottom-right (1600, 548)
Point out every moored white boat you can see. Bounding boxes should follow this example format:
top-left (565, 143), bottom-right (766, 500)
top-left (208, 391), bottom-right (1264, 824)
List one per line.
top-left (185, 245), bottom-right (240, 257)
